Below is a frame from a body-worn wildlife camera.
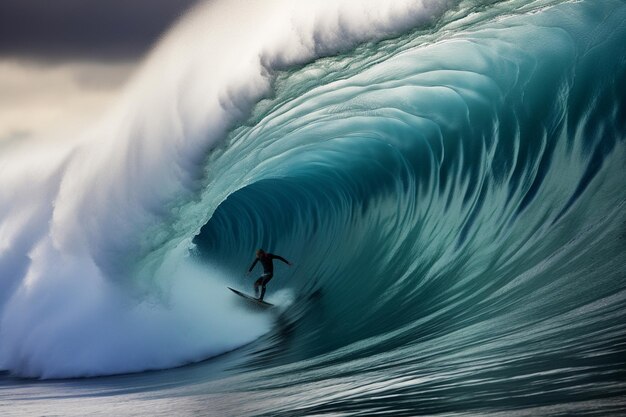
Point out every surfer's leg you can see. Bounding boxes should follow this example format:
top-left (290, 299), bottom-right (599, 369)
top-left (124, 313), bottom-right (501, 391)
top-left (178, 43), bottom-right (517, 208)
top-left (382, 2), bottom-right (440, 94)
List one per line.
top-left (254, 277), bottom-right (263, 297)
top-left (259, 274), bottom-right (273, 301)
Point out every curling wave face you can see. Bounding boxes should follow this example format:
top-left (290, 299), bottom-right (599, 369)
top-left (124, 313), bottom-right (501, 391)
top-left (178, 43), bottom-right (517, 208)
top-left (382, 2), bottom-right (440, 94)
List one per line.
top-left (199, 0), bottom-right (626, 364)
top-left (1, 0), bottom-right (626, 412)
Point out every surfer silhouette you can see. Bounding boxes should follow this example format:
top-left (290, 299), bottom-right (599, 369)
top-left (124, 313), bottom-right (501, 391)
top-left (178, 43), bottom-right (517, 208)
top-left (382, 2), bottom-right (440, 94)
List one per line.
top-left (246, 249), bottom-right (291, 301)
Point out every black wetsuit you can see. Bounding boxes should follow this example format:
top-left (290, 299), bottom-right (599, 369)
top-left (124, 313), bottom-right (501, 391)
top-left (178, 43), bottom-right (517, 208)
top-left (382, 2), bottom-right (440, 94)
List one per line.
top-left (248, 253), bottom-right (290, 300)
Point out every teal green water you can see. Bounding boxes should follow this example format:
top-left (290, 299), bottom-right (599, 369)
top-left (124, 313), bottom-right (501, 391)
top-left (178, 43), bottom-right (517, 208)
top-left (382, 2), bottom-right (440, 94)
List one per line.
top-left (2, 0), bottom-right (626, 415)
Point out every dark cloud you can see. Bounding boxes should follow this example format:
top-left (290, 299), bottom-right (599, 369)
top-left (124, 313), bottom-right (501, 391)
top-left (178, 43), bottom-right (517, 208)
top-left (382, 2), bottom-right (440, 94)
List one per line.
top-left (0, 0), bottom-right (199, 62)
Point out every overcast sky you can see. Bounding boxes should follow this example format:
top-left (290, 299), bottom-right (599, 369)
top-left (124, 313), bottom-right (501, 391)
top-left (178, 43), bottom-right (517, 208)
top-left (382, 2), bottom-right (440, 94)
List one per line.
top-left (0, 0), bottom-right (199, 141)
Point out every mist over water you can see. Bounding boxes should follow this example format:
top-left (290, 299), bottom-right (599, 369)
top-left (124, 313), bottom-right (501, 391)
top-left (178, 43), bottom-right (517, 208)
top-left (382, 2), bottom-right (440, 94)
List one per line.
top-left (1, 0), bottom-right (626, 414)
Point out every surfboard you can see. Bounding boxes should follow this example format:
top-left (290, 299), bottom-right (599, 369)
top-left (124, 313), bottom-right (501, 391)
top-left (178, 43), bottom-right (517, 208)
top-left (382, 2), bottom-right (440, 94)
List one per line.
top-left (228, 287), bottom-right (274, 307)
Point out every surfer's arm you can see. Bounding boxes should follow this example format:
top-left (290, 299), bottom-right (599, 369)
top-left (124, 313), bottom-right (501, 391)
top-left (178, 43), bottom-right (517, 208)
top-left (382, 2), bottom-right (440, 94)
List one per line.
top-left (272, 255), bottom-right (291, 265)
top-left (247, 258), bottom-right (259, 273)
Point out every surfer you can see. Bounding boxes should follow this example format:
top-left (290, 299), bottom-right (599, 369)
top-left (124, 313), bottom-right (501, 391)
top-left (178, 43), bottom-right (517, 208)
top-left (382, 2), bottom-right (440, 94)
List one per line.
top-left (246, 249), bottom-right (292, 301)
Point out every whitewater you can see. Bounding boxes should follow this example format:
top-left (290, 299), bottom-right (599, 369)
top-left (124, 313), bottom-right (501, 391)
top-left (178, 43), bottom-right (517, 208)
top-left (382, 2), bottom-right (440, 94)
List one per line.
top-left (1, 0), bottom-right (625, 415)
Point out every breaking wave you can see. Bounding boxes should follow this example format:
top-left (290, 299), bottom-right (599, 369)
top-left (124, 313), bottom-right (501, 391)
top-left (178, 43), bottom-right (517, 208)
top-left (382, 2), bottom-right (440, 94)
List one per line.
top-left (1, 0), bottom-right (625, 412)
